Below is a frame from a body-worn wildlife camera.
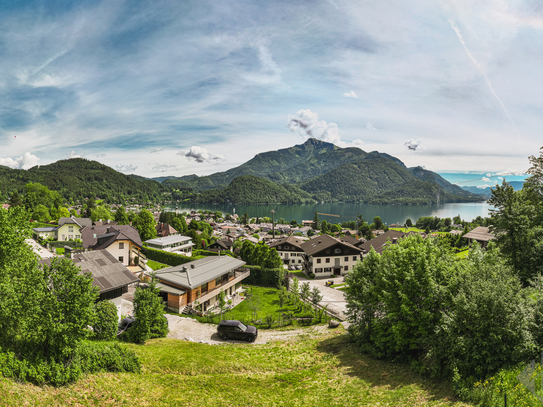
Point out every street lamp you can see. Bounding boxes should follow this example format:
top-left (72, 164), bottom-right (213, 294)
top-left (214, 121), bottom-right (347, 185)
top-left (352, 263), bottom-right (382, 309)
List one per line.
top-left (270, 209), bottom-right (276, 238)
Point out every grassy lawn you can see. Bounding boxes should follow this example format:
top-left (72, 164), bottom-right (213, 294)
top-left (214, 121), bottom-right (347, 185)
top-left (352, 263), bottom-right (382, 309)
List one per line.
top-left (177, 286), bottom-right (326, 329)
top-left (337, 287), bottom-right (349, 292)
top-left (0, 331), bottom-right (469, 406)
top-left (55, 248), bottom-right (64, 255)
top-left (290, 270), bottom-right (312, 280)
top-left (391, 227), bottom-right (425, 233)
top-left (147, 259), bottom-right (171, 270)
top-left (331, 283), bottom-right (347, 288)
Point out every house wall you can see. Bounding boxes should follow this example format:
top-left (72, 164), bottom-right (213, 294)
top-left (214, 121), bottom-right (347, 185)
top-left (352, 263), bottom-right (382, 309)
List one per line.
top-left (36, 230), bottom-right (57, 239)
top-left (278, 251), bottom-right (304, 265)
top-left (167, 293), bottom-right (188, 313)
top-left (106, 240), bottom-right (132, 266)
top-left (307, 254), bottom-right (362, 277)
top-left (57, 224), bottom-right (82, 241)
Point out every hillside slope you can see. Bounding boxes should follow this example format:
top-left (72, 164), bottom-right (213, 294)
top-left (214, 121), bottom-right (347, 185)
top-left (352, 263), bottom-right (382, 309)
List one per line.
top-left (193, 175), bottom-right (314, 204)
top-left (0, 159), bottom-right (165, 203)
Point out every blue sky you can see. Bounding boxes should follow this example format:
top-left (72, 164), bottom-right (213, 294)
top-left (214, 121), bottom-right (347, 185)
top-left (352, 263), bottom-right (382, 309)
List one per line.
top-left (0, 0), bottom-right (542, 178)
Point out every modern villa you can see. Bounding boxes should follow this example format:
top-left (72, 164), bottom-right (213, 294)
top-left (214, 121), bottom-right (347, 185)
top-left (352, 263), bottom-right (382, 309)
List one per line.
top-left (145, 235), bottom-right (195, 256)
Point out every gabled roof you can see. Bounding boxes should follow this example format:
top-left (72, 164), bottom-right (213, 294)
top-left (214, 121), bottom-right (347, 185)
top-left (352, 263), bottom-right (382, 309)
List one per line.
top-left (58, 216), bottom-right (92, 229)
top-left (40, 250), bottom-right (138, 294)
top-left (155, 256), bottom-right (246, 290)
top-left (359, 230), bottom-right (405, 254)
top-left (269, 236), bottom-right (305, 250)
top-left (300, 234), bottom-right (362, 256)
top-left (80, 225), bottom-right (143, 250)
top-left (33, 226), bottom-right (58, 232)
top-left (156, 223), bottom-right (178, 237)
top-left (463, 226), bottom-right (495, 242)
top-left (209, 239), bottom-right (233, 250)
top-left (339, 235), bottom-right (363, 247)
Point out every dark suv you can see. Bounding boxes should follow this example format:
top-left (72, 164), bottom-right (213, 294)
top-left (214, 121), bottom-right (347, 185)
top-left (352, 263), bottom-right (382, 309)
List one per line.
top-left (217, 320), bottom-right (258, 342)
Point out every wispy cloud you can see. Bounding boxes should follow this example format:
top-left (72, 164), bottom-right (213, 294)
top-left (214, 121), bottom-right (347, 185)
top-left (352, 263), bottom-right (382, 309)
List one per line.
top-left (115, 164), bottom-right (138, 173)
top-left (366, 122), bottom-right (377, 131)
top-left (152, 164), bottom-right (177, 172)
top-left (181, 146), bottom-right (225, 163)
top-left (70, 151), bottom-right (83, 158)
top-left (343, 90), bottom-right (358, 98)
top-left (150, 148), bottom-right (164, 154)
top-left (405, 139), bottom-right (422, 151)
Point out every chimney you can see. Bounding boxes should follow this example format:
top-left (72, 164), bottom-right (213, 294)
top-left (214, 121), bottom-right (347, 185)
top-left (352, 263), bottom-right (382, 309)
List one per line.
top-left (392, 238), bottom-right (398, 244)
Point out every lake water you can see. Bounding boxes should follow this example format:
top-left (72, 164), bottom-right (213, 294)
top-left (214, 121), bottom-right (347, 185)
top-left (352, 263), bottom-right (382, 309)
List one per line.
top-left (166, 202), bottom-right (493, 225)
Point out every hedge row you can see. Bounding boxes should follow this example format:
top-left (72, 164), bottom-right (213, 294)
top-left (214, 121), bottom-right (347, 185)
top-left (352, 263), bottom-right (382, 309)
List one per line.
top-left (193, 249), bottom-right (235, 258)
top-left (141, 247), bottom-right (204, 267)
top-left (48, 241), bottom-right (81, 249)
top-left (243, 265), bottom-right (285, 288)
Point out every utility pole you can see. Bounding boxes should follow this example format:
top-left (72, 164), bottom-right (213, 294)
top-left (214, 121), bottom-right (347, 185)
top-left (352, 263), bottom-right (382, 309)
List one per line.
top-left (270, 209), bottom-right (276, 238)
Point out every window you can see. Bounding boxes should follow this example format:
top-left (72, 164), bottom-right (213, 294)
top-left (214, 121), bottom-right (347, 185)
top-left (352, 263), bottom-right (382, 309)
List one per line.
top-left (326, 249), bottom-right (330, 254)
top-left (298, 260), bottom-right (302, 263)
top-left (119, 256), bottom-right (124, 263)
top-left (119, 242), bottom-right (124, 249)
top-left (334, 248), bottom-right (341, 254)
top-left (68, 235), bottom-right (73, 240)
top-left (278, 246), bottom-right (281, 249)
top-left (316, 258), bottom-right (321, 264)
top-left (315, 268), bottom-right (323, 273)
top-left (353, 256), bottom-right (357, 261)
top-left (215, 277), bottom-right (222, 287)
top-left (326, 258), bottom-right (330, 263)
top-left (344, 257), bottom-right (348, 262)
top-left (324, 267), bottom-right (332, 272)
top-left (344, 266), bottom-right (348, 271)
top-left (201, 283), bottom-right (208, 293)
top-left (68, 226), bottom-right (74, 232)
top-left (76, 235), bottom-right (80, 239)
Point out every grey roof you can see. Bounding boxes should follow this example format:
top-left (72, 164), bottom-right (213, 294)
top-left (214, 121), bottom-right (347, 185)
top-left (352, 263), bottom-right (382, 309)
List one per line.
top-left (300, 234), bottom-right (362, 256)
top-left (463, 226), bottom-right (495, 242)
top-left (155, 256), bottom-right (246, 290)
top-left (40, 250), bottom-right (138, 294)
top-left (269, 236), bottom-right (305, 250)
top-left (33, 227), bottom-right (58, 232)
top-left (359, 230), bottom-right (405, 254)
top-left (81, 225), bottom-right (143, 249)
top-left (145, 235), bottom-right (192, 246)
top-left (155, 282), bottom-right (186, 296)
top-left (58, 216), bottom-right (92, 229)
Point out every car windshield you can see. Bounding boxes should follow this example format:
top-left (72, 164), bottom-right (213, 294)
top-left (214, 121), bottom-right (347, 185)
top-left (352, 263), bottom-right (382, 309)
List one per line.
top-left (238, 322), bottom-right (247, 331)
top-left (118, 320), bottom-right (130, 329)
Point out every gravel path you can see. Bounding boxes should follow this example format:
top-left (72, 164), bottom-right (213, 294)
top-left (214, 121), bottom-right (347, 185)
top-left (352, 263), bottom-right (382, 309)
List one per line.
top-left (165, 314), bottom-right (333, 345)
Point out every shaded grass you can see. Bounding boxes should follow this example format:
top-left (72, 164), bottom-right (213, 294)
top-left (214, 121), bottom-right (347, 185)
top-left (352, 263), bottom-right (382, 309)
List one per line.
top-left (0, 331), bottom-right (469, 406)
top-left (290, 270), bottom-right (312, 280)
top-left (391, 227), bottom-right (425, 233)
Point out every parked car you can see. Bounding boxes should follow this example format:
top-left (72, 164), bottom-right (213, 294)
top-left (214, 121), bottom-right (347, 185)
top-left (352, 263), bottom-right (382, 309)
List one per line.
top-left (295, 265), bottom-right (302, 270)
top-left (288, 265), bottom-right (295, 271)
top-left (217, 320), bottom-right (258, 342)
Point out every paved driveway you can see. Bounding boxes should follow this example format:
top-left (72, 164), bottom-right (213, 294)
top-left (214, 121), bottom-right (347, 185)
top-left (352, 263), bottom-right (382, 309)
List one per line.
top-left (304, 277), bottom-right (348, 320)
top-left (25, 239), bottom-right (55, 258)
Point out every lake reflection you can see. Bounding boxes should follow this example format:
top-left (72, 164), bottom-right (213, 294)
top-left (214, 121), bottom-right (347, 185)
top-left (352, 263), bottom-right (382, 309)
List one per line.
top-left (166, 202), bottom-right (493, 225)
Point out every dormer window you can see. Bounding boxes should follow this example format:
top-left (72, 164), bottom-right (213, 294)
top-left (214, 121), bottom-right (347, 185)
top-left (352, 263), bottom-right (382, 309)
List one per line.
top-left (334, 248), bottom-right (341, 254)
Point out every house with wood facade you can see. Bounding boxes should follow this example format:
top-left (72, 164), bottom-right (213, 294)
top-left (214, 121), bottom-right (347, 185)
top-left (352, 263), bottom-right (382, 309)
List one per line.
top-left (154, 256), bottom-right (250, 314)
top-left (300, 234), bottom-right (362, 277)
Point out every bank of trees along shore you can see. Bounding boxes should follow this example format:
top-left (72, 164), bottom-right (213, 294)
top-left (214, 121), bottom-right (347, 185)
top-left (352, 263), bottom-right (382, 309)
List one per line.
top-left (345, 146), bottom-right (543, 405)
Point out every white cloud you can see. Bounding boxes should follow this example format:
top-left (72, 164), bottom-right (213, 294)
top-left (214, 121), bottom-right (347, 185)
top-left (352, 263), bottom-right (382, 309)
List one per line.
top-left (497, 176), bottom-right (503, 180)
top-left (152, 164), bottom-right (177, 172)
top-left (181, 146), bottom-right (225, 163)
top-left (352, 139), bottom-right (364, 147)
top-left (150, 148), bottom-right (164, 154)
top-left (343, 90), bottom-right (358, 98)
top-left (0, 152), bottom-right (40, 170)
top-left (482, 177), bottom-right (491, 182)
top-left (115, 164), bottom-right (138, 173)
top-left (486, 173), bottom-right (492, 177)
top-left (405, 139), bottom-right (423, 151)
top-left (70, 151), bottom-right (83, 158)
top-left (366, 122), bottom-right (377, 131)
top-left (287, 109), bottom-right (344, 146)
top-left (96, 153), bottom-right (106, 158)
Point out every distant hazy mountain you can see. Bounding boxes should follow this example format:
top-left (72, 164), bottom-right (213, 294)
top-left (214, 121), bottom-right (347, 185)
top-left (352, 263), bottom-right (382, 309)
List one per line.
top-left (150, 174), bottom-right (198, 183)
top-left (460, 181), bottom-right (524, 197)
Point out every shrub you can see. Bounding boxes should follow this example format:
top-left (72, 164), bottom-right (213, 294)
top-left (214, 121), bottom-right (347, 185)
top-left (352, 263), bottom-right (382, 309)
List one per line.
top-left (309, 272), bottom-right (315, 278)
top-left (93, 301), bottom-right (118, 341)
top-left (243, 265), bottom-right (285, 288)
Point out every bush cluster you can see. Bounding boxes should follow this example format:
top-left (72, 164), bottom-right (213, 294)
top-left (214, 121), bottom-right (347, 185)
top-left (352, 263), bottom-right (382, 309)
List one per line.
top-left (243, 265), bottom-right (285, 288)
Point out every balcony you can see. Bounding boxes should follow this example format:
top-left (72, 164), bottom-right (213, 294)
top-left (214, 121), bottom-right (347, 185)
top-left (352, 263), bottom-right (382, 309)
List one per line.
top-left (190, 268), bottom-right (250, 306)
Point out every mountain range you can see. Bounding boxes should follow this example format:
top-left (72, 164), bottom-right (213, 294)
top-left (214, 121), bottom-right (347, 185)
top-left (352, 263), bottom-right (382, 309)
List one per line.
top-left (158, 139), bottom-right (485, 205)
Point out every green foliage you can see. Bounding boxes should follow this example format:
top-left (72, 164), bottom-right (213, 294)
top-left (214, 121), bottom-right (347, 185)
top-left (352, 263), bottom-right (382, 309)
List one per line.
top-left (93, 301), bottom-right (119, 341)
top-left (114, 206), bottom-right (130, 225)
top-left (432, 243), bottom-right (537, 380)
top-left (142, 246), bottom-right (204, 266)
top-left (310, 286), bottom-right (323, 306)
top-left (300, 282), bottom-right (311, 300)
top-left (32, 203), bottom-right (51, 222)
top-left (239, 240), bottom-right (281, 269)
top-left (133, 209), bottom-right (157, 241)
top-left (125, 280), bottom-right (169, 344)
top-left (405, 218), bottom-right (412, 227)
top-left (243, 265), bottom-right (285, 288)
top-left (90, 205), bottom-right (113, 222)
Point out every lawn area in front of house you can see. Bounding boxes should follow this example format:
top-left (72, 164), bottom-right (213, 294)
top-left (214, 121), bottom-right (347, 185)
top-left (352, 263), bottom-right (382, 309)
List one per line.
top-left (147, 259), bottom-right (171, 270)
top-left (172, 285), bottom-right (328, 329)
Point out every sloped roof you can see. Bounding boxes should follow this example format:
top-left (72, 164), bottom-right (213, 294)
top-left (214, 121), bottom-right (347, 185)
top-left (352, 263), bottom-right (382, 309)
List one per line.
top-left (463, 226), bottom-right (495, 242)
top-left (81, 225), bottom-right (143, 249)
top-left (359, 230), bottom-right (405, 254)
top-left (145, 235), bottom-right (192, 246)
top-left (59, 216), bottom-right (92, 229)
top-left (155, 256), bottom-right (246, 290)
top-left (300, 234), bottom-right (362, 256)
top-left (40, 250), bottom-right (138, 294)
top-left (339, 235), bottom-right (363, 246)
top-left (269, 235), bottom-right (305, 250)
